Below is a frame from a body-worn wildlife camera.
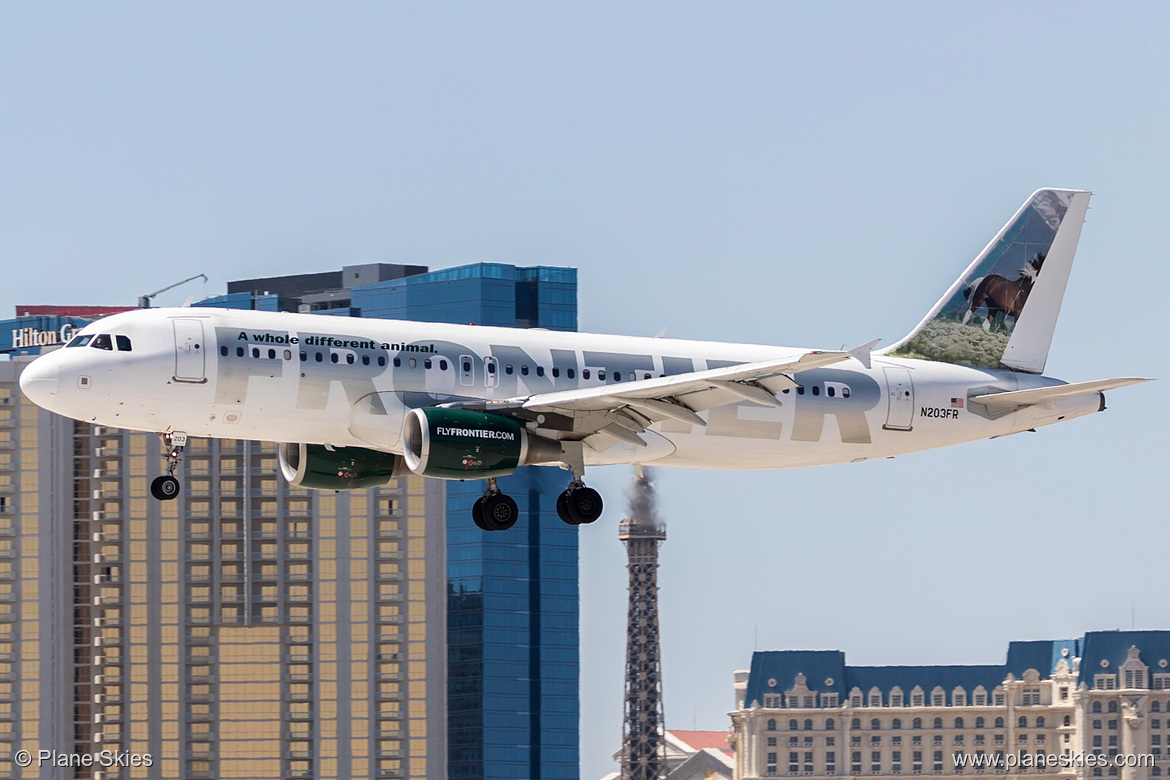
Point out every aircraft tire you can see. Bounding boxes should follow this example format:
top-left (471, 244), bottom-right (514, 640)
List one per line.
top-left (556, 491), bottom-right (578, 525)
top-left (472, 497), bottom-right (490, 530)
top-left (150, 475), bottom-right (181, 501)
top-left (565, 487), bottom-right (602, 525)
top-left (483, 494), bottom-right (518, 531)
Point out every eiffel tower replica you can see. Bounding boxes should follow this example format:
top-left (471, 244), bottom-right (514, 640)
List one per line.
top-left (619, 502), bottom-right (667, 780)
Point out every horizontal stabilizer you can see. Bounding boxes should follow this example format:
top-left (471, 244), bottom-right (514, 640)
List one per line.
top-left (969, 377), bottom-right (1151, 410)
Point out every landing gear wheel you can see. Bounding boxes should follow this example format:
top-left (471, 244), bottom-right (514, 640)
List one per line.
top-left (472, 497), bottom-right (490, 530)
top-left (150, 475), bottom-right (181, 501)
top-left (564, 486), bottom-right (603, 525)
top-left (482, 493), bottom-right (518, 531)
top-left (556, 491), bottom-right (578, 525)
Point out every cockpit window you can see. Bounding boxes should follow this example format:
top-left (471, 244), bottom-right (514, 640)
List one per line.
top-left (67, 335), bottom-right (93, 348)
top-left (91, 334), bottom-right (113, 351)
top-left (115, 335), bottom-right (132, 352)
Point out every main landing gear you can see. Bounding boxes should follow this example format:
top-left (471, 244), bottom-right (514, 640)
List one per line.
top-left (150, 430), bottom-right (186, 501)
top-left (471, 455), bottom-right (605, 532)
top-left (472, 478), bottom-right (519, 532)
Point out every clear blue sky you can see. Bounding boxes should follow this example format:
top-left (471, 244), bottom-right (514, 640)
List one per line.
top-left (3, 4), bottom-right (1167, 778)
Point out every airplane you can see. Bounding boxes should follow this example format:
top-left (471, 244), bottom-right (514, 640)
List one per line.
top-left (18, 188), bottom-right (1148, 531)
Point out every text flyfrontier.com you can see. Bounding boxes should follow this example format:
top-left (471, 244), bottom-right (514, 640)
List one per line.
top-left (15, 749), bottom-right (153, 769)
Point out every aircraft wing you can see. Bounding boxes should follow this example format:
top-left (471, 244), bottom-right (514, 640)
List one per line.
top-left (969, 377), bottom-right (1151, 410)
top-left (450, 349), bottom-right (855, 448)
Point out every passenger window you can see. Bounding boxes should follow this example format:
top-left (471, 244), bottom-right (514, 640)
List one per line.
top-left (346, 354), bottom-right (355, 365)
top-left (812, 385), bottom-right (820, 396)
top-left (252, 347), bottom-right (260, 358)
top-left (67, 335), bottom-right (93, 348)
top-left (377, 356), bottom-right (386, 367)
top-left (827, 386), bottom-right (835, 397)
top-left (330, 353), bottom-right (338, 364)
top-left (393, 357), bottom-right (401, 368)
top-left (521, 365), bottom-right (529, 376)
top-left (91, 334), bottom-right (113, 351)
top-left (408, 358), bottom-right (416, 368)
top-left (536, 366), bottom-right (544, 377)
top-left (237, 347), bottom-right (245, 357)
top-left (268, 349), bottom-right (276, 360)
top-left (797, 386), bottom-right (805, 395)
top-left (583, 369), bottom-right (591, 380)
top-left (842, 387), bottom-right (851, 398)
top-left (440, 359), bottom-right (448, 371)
top-left (115, 335), bottom-right (132, 351)
top-left (613, 372), bottom-right (620, 382)
top-left (567, 368), bottom-right (575, 379)
top-left (300, 351), bottom-right (307, 361)
top-left (598, 370), bottom-right (606, 381)
top-left (487, 362), bottom-right (496, 374)
top-left (505, 364), bottom-right (513, 375)
top-left (220, 346), bottom-right (228, 357)
top-left (552, 367), bottom-right (560, 378)
top-left (315, 352), bottom-right (323, 363)
top-left (424, 359), bottom-right (432, 369)
top-left (462, 360), bottom-right (471, 373)
top-left (644, 373), bottom-right (651, 380)
top-left (362, 355), bottom-right (370, 366)
top-left (283, 350), bottom-right (292, 360)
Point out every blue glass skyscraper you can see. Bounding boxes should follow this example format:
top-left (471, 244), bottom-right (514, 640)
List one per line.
top-left (353, 264), bottom-right (579, 780)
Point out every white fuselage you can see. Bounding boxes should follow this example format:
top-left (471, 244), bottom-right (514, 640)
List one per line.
top-left (18, 307), bottom-right (1101, 471)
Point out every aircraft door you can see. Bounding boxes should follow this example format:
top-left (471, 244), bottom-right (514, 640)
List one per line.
top-left (483, 356), bottom-right (498, 388)
top-left (459, 355), bottom-right (474, 387)
top-left (172, 319), bottom-right (206, 383)
top-left (883, 366), bottom-right (914, 431)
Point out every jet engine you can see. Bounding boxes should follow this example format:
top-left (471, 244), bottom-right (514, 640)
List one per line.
top-left (278, 442), bottom-right (405, 491)
top-left (403, 407), bottom-right (562, 479)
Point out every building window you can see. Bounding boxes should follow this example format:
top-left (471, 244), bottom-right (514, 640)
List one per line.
top-left (1092, 701), bottom-right (1103, 714)
top-left (790, 751), bottom-right (800, 773)
top-left (822, 694), bottom-right (839, 708)
top-left (1060, 687), bottom-right (1070, 700)
top-left (1036, 716), bottom-right (1045, 728)
top-left (932, 690), bottom-right (945, 707)
top-left (1022, 688), bottom-right (1041, 705)
top-left (826, 719), bottom-right (836, 731)
top-left (912, 718), bottom-right (922, 730)
top-left (890, 692), bottom-right (904, 707)
top-left (912, 690), bottom-right (925, 707)
top-left (852, 693), bottom-right (864, 707)
top-left (763, 695), bottom-right (782, 708)
top-left (871, 719), bottom-right (881, 730)
top-left (973, 687), bottom-right (988, 706)
top-left (852, 718), bottom-right (861, 730)
top-left (933, 718), bottom-right (943, 730)
top-left (994, 717), bottom-right (1004, 729)
top-left (1124, 669), bottom-right (1147, 689)
top-left (768, 719), bottom-right (777, 731)
top-left (766, 751), bottom-right (777, 776)
top-left (994, 691), bottom-right (1005, 706)
top-left (975, 717), bottom-right (984, 729)
top-left (790, 719), bottom-right (799, 731)
top-left (892, 718), bottom-right (902, 730)
top-left (1094, 675), bottom-right (1117, 690)
top-left (870, 691), bottom-right (883, 707)
top-left (804, 719), bottom-right (814, 731)
top-left (1154, 675), bottom-right (1170, 690)
top-left (1018, 716), bottom-right (1028, 729)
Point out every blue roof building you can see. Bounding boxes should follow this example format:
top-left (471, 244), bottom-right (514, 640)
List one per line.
top-left (731, 632), bottom-right (1170, 780)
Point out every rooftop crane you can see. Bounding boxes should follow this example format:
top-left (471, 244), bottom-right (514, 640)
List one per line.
top-left (138, 274), bottom-right (208, 309)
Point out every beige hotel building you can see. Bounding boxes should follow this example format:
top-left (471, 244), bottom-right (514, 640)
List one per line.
top-left (730, 633), bottom-right (1170, 780)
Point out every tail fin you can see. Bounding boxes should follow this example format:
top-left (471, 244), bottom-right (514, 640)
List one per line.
top-left (886, 188), bottom-right (1091, 373)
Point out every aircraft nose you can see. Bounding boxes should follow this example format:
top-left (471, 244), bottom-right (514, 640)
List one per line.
top-left (18, 355), bottom-right (60, 409)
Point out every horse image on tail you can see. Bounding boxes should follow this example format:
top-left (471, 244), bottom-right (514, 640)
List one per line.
top-left (961, 253), bottom-right (1045, 332)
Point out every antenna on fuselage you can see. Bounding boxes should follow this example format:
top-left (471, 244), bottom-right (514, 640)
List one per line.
top-left (138, 274), bottom-right (208, 308)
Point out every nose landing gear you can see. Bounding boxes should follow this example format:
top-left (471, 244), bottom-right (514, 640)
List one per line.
top-left (150, 430), bottom-right (187, 501)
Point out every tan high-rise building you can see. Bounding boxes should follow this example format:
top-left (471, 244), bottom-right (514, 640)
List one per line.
top-left (1, 354), bottom-right (447, 780)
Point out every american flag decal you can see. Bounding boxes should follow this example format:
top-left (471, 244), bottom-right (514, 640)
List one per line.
top-left (950, 397), bottom-right (964, 409)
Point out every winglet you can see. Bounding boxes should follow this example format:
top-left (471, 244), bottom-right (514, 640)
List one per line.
top-left (848, 339), bottom-right (881, 369)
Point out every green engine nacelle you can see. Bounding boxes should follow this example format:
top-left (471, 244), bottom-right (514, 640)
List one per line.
top-left (403, 407), bottom-right (562, 479)
top-left (279, 442), bottom-right (405, 490)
